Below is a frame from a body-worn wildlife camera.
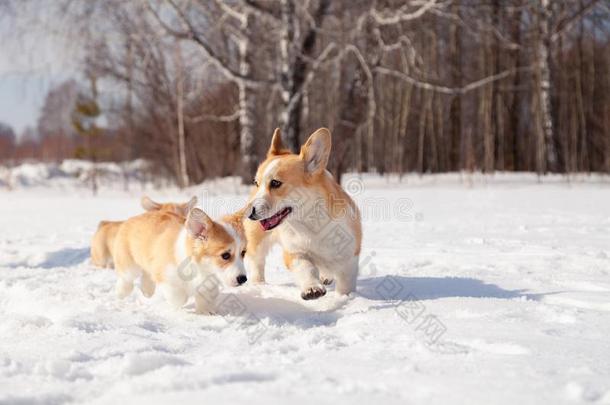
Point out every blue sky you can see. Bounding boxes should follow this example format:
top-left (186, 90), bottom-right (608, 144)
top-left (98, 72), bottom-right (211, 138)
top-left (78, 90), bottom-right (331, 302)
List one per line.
top-left (0, 73), bottom-right (56, 135)
top-left (0, 9), bottom-right (78, 137)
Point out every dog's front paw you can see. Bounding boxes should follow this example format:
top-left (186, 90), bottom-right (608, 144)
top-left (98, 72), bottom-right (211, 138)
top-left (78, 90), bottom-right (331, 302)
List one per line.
top-left (301, 285), bottom-right (327, 300)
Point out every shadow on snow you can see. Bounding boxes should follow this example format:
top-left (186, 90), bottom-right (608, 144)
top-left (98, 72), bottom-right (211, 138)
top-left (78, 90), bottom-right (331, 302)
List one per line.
top-left (6, 247), bottom-right (90, 269)
top-left (357, 275), bottom-right (535, 301)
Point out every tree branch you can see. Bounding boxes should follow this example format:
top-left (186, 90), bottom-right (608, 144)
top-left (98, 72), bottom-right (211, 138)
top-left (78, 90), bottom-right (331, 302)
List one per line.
top-left (375, 65), bottom-right (536, 95)
top-left (371, 0), bottom-right (441, 26)
top-left (146, 0), bottom-right (263, 86)
top-left (551, 0), bottom-right (602, 43)
top-left (187, 110), bottom-right (241, 123)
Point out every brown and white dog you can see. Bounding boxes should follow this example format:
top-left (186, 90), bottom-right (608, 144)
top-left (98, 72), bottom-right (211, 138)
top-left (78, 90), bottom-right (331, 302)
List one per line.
top-left (90, 196), bottom-right (197, 269)
top-left (112, 207), bottom-right (247, 313)
top-left (244, 128), bottom-right (362, 300)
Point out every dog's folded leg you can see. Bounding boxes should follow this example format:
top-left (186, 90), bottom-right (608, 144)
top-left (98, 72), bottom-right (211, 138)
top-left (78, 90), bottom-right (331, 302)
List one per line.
top-left (287, 254), bottom-right (326, 300)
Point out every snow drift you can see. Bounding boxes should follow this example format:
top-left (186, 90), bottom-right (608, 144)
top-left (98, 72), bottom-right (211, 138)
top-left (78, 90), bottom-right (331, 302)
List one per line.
top-left (0, 171), bottom-right (609, 404)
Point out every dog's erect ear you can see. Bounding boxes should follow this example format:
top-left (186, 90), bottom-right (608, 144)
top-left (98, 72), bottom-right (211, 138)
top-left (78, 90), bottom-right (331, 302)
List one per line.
top-left (186, 208), bottom-right (212, 240)
top-left (267, 128), bottom-right (284, 156)
top-left (222, 210), bottom-right (246, 238)
top-left (141, 196), bottom-right (161, 211)
top-left (178, 196), bottom-right (198, 217)
top-left (300, 128), bottom-right (331, 175)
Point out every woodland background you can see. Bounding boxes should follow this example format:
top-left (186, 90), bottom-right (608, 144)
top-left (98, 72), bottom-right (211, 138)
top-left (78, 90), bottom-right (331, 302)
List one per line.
top-left (0, 0), bottom-right (608, 186)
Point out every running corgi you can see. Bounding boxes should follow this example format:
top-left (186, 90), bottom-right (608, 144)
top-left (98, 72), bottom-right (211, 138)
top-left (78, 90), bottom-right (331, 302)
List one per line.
top-left (244, 128), bottom-right (362, 300)
top-left (112, 208), bottom-right (247, 313)
top-left (90, 196), bottom-right (197, 269)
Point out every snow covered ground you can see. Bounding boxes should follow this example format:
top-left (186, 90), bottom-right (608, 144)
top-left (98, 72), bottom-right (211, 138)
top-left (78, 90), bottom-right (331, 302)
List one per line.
top-left (1, 173), bottom-right (610, 404)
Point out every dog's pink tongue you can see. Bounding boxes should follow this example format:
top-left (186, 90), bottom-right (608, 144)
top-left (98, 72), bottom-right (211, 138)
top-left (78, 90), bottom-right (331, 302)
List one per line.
top-left (260, 215), bottom-right (280, 231)
top-left (260, 218), bottom-right (273, 231)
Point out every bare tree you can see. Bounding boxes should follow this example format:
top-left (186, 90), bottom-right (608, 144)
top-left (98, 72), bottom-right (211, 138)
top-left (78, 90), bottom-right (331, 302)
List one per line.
top-left (5, 0), bottom-right (608, 184)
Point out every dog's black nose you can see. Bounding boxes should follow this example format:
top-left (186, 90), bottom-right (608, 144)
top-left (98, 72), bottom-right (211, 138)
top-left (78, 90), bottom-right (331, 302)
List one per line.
top-left (248, 207), bottom-right (258, 220)
top-left (236, 275), bottom-right (247, 285)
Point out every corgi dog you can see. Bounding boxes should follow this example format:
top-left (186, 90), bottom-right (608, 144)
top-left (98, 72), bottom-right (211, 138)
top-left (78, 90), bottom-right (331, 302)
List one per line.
top-left (244, 128), bottom-right (362, 300)
top-left (112, 207), bottom-right (247, 313)
top-left (90, 196), bottom-right (197, 269)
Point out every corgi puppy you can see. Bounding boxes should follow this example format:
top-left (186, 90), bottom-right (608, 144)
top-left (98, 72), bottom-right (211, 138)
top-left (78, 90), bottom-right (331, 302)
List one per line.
top-left (244, 128), bottom-right (362, 300)
top-left (112, 208), bottom-right (247, 313)
top-left (90, 196), bottom-right (197, 269)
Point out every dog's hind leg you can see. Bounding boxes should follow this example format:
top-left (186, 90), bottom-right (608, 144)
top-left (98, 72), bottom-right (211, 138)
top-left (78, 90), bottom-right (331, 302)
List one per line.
top-left (140, 272), bottom-right (156, 298)
top-left (113, 251), bottom-right (139, 299)
top-left (334, 255), bottom-right (359, 296)
top-left (115, 268), bottom-right (138, 299)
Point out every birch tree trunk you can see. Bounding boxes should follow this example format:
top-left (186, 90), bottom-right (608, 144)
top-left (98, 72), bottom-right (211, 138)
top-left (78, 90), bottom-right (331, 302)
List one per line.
top-left (509, 6), bottom-right (523, 171)
top-left (449, 0), bottom-right (462, 171)
top-left (237, 29), bottom-right (258, 183)
top-left (492, 0), bottom-right (505, 171)
top-left (538, 0), bottom-right (557, 172)
top-left (481, 26), bottom-right (494, 173)
top-left (279, 0), bottom-right (296, 151)
top-left (397, 82), bottom-right (412, 177)
top-left (279, 0), bottom-right (330, 152)
top-left (174, 41), bottom-right (189, 188)
top-left (123, 38), bottom-right (134, 191)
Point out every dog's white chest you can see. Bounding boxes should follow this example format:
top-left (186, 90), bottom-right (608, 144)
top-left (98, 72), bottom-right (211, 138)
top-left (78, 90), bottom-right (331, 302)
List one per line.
top-left (278, 214), bottom-right (356, 264)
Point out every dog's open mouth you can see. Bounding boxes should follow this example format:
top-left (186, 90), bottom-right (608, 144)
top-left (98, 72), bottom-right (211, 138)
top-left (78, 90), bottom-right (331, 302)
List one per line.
top-left (260, 207), bottom-right (292, 231)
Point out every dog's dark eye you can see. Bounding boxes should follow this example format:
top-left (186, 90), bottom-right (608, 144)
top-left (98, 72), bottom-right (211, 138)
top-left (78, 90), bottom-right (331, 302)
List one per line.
top-left (221, 252), bottom-right (231, 261)
top-left (269, 179), bottom-right (282, 189)
top-left (253, 178), bottom-right (259, 187)
top-left (241, 249), bottom-right (246, 258)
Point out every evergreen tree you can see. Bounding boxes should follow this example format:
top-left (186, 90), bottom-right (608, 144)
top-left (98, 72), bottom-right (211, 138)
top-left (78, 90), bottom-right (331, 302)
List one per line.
top-left (72, 75), bottom-right (101, 195)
